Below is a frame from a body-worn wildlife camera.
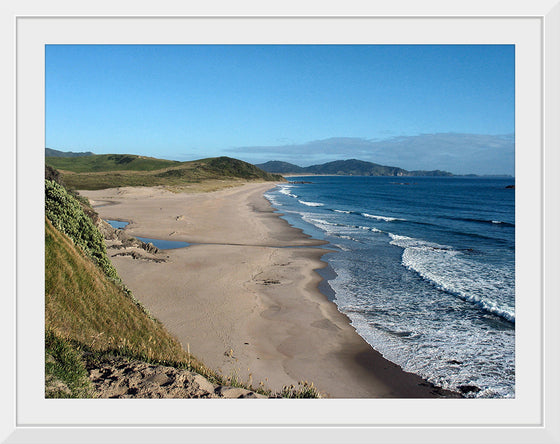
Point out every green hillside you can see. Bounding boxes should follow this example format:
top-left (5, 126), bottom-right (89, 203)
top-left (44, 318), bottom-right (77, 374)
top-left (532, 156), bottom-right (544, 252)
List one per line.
top-left (46, 153), bottom-right (181, 173)
top-left (46, 155), bottom-right (284, 190)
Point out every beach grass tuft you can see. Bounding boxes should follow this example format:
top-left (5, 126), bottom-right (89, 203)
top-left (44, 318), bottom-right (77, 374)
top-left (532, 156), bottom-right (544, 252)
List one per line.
top-left (281, 381), bottom-right (322, 398)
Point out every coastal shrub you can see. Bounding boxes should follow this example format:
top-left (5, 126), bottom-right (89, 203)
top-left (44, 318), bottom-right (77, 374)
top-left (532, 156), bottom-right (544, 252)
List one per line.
top-left (45, 329), bottom-right (94, 398)
top-left (45, 179), bottom-right (119, 281)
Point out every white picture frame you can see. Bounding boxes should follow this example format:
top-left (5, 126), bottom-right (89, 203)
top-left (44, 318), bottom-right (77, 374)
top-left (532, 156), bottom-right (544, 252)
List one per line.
top-left (3, 1), bottom-right (559, 442)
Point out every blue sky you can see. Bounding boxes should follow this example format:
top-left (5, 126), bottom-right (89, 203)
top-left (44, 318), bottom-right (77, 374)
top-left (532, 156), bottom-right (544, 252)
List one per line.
top-left (46, 44), bottom-right (515, 175)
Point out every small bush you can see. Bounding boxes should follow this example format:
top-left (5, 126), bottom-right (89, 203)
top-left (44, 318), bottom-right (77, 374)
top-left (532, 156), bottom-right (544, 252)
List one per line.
top-left (45, 179), bottom-right (119, 281)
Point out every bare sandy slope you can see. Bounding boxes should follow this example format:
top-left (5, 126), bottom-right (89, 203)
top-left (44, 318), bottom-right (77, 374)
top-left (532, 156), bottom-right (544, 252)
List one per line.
top-left (81, 183), bottom-right (456, 398)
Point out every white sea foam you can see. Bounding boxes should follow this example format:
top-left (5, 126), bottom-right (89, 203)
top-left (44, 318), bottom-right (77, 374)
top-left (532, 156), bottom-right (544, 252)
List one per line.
top-left (359, 226), bottom-right (383, 233)
top-left (334, 209), bottom-right (351, 214)
top-left (307, 217), bottom-right (337, 227)
top-left (362, 213), bottom-right (403, 222)
top-left (278, 185), bottom-right (298, 199)
top-left (388, 233), bottom-right (515, 323)
top-left (329, 266), bottom-right (515, 398)
top-left (337, 235), bottom-right (358, 242)
top-left (298, 200), bottom-right (324, 207)
top-left (264, 193), bottom-right (282, 207)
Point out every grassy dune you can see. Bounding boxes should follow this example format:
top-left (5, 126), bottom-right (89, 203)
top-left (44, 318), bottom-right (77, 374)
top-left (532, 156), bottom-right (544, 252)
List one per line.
top-left (45, 153), bottom-right (180, 172)
top-left (46, 154), bottom-right (285, 190)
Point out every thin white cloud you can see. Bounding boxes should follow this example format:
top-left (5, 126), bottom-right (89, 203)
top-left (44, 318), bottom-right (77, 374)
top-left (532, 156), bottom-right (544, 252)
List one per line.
top-left (229, 133), bottom-right (514, 175)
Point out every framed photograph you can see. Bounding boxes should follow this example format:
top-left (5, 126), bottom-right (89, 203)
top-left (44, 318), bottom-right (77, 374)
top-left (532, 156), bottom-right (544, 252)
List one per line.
top-left (4, 1), bottom-right (560, 443)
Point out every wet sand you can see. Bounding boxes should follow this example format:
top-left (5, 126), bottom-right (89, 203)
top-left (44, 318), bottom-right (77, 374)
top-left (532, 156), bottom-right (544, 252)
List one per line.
top-left (80, 183), bottom-right (457, 398)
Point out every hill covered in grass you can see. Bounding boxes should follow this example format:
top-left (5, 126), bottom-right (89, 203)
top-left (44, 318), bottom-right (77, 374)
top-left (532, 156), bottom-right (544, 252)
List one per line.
top-left (45, 153), bottom-right (181, 173)
top-left (46, 154), bottom-right (285, 190)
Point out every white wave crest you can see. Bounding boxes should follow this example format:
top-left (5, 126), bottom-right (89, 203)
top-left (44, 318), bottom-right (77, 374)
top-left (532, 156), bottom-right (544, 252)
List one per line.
top-left (278, 186), bottom-right (298, 199)
top-left (307, 217), bottom-right (337, 226)
top-left (362, 213), bottom-right (403, 222)
top-left (388, 233), bottom-right (515, 323)
top-left (359, 226), bottom-right (383, 233)
top-left (334, 209), bottom-right (351, 214)
top-left (299, 200), bottom-right (324, 207)
top-left (264, 193), bottom-right (282, 207)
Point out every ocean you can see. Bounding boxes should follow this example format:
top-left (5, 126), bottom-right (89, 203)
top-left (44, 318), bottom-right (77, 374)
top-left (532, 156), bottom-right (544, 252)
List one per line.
top-left (264, 176), bottom-right (515, 398)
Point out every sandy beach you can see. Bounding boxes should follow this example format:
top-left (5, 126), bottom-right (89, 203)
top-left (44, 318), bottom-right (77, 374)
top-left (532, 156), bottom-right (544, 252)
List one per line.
top-left (80, 182), bottom-right (456, 398)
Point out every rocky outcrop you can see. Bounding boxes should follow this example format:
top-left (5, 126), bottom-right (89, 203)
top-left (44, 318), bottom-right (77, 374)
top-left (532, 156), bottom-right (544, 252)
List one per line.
top-left (112, 251), bottom-right (166, 263)
top-left (94, 218), bottom-right (164, 261)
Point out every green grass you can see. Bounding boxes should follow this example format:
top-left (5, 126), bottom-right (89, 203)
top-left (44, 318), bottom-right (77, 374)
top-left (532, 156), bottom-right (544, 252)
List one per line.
top-left (46, 155), bottom-right (284, 190)
top-left (280, 381), bottom-right (322, 398)
top-left (45, 217), bottom-right (202, 368)
top-left (45, 329), bottom-right (95, 398)
top-left (45, 179), bottom-right (120, 281)
top-left (45, 153), bottom-right (180, 173)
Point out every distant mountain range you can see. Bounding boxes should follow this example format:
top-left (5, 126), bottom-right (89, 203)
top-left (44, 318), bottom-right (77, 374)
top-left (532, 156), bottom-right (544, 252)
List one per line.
top-left (45, 149), bottom-right (453, 177)
top-left (46, 148), bottom-right (95, 157)
top-left (255, 159), bottom-right (454, 177)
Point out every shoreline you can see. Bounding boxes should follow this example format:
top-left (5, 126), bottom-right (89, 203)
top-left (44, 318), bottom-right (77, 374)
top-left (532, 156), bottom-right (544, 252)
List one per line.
top-left (81, 182), bottom-right (459, 398)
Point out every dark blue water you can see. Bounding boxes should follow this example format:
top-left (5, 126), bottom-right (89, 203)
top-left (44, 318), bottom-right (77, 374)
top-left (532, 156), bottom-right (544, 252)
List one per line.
top-left (265, 176), bottom-right (515, 398)
top-left (105, 220), bottom-right (190, 250)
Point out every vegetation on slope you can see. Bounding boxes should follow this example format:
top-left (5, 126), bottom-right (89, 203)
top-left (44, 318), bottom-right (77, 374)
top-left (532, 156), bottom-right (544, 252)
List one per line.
top-left (44, 174), bottom-right (318, 398)
top-left (45, 155), bottom-right (285, 190)
top-left (195, 157), bottom-right (284, 181)
top-left (45, 330), bottom-right (95, 398)
top-left (44, 179), bottom-right (219, 397)
top-left (45, 179), bottom-right (119, 281)
top-left (45, 216), bottom-right (200, 368)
